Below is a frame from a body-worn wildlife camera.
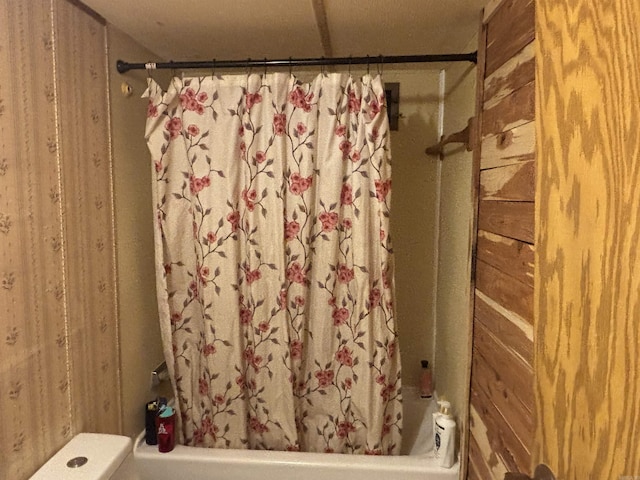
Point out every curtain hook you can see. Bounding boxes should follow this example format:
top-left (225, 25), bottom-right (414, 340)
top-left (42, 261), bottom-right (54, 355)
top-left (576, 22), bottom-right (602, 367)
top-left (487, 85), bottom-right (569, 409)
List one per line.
top-left (289, 57), bottom-right (293, 76)
top-left (263, 57), bottom-right (268, 77)
top-left (320, 56), bottom-right (325, 75)
top-left (211, 58), bottom-right (216, 77)
top-left (377, 55), bottom-right (384, 75)
top-left (348, 56), bottom-right (352, 75)
top-left (366, 55), bottom-right (370, 75)
top-left (145, 62), bottom-right (156, 79)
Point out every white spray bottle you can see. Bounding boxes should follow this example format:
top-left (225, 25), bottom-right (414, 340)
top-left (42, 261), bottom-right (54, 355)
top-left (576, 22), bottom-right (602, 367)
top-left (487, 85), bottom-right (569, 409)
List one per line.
top-left (434, 400), bottom-right (456, 468)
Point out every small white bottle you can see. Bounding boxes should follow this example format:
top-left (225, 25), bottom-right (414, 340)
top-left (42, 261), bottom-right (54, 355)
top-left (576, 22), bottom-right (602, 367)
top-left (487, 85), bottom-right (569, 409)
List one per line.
top-left (434, 400), bottom-right (456, 468)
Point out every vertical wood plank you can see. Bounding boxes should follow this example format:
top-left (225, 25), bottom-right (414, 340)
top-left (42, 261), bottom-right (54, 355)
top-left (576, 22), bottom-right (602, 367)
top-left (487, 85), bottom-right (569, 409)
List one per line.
top-left (535, 0), bottom-right (640, 478)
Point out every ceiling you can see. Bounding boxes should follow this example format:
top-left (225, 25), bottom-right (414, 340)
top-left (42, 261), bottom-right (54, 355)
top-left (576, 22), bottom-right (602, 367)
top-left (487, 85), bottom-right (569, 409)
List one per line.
top-left (81, 0), bottom-right (486, 63)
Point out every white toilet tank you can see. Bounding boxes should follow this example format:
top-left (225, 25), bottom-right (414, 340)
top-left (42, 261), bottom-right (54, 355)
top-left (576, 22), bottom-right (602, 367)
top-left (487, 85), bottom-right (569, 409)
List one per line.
top-left (30, 433), bottom-right (132, 479)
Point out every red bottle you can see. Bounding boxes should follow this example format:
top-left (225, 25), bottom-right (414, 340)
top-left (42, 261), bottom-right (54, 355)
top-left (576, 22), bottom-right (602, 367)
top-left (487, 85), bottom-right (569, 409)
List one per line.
top-left (156, 406), bottom-right (176, 453)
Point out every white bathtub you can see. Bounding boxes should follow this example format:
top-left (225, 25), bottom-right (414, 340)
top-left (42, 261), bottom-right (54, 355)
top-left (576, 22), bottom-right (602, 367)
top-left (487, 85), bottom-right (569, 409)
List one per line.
top-left (113, 389), bottom-right (458, 480)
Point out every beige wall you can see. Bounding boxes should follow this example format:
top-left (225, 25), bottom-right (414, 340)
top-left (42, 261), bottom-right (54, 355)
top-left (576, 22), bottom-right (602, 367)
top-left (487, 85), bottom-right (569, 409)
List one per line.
top-left (0, 1), bottom-right (121, 478)
top-left (107, 25), bottom-right (169, 438)
top-left (435, 59), bottom-right (476, 420)
top-left (385, 69), bottom-right (442, 388)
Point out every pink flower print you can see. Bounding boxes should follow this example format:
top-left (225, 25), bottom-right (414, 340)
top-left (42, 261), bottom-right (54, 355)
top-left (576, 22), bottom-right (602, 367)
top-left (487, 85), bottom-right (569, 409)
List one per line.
top-left (214, 394), bottom-right (225, 406)
top-left (375, 374), bottom-right (386, 385)
top-left (288, 172), bottom-right (313, 196)
top-left (286, 445), bottom-right (300, 452)
top-left (337, 264), bottom-right (354, 284)
top-left (245, 268), bottom-right (262, 284)
top-left (288, 86), bottom-right (313, 112)
top-left (240, 307), bottom-right (253, 325)
top-left (238, 125), bottom-right (245, 137)
top-left (328, 296), bottom-right (337, 307)
top-left (290, 340), bottom-right (303, 359)
top-left (369, 97), bottom-right (381, 118)
top-left (343, 377), bottom-right (353, 390)
top-left (335, 124), bottom-right (346, 137)
top-left (382, 268), bottom-right (391, 289)
top-left (235, 375), bottom-right (246, 389)
top-left (198, 265), bottom-right (210, 282)
top-left (164, 117), bottom-right (182, 139)
top-left (374, 179), bottom-right (392, 202)
top-left (241, 188), bottom-right (257, 211)
top-left (186, 124), bottom-right (200, 137)
top-left (339, 140), bottom-right (352, 159)
top-left (273, 113), bottom-right (287, 136)
top-left (286, 261), bottom-right (306, 284)
top-left (258, 321), bottom-right (269, 333)
top-left (227, 210), bottom-right (240, 232)
top-left (189, 175), bottom-right (210, 195)
top-left (203, 343), bottom-right (216, 356)
top-left (387, 341), bottom-right (397, 358)
top-left (365, 449), bottom-right (382, 456)
top-left (170, 312), bottom-right (182, 324)
top-left (350, 149), bottom-right (361, 163)
top-left (314, 369), bottom-right (335, 388)
top-left (180, 88), bottom-right (207, 114)
top-left (147, 101), bottom-right (158, 118)
top-left (348, 90), bottom-right (361, 113)
top-left (278, 289), bottom-right (287, 310)
top-left (285, 220), bottom-right (300, 241)
top-left (371, 127), bottom-right (379, 140)
top-left (207, 231), bottom-right (217, 244)
top-left (164, 264), bottom-right (172, 275)
top-left (294, 295), bottom-right (305, 306)
top-left (245, 92), bottom-right (262, 110)
top-left (369, 288), bottom-right (381, 308)
top-left (380, 229), bottom-right (386, 241)
top-left (342, 218), bottom-right (352, 230)
top-left (337, 420), bottom-right (356, 439)
top-left (340, 183), bottom-right (353, 206)
top-left (249, 416), bottom-right (269, 434)
top-left (199, 377), bottom-right (209, 396)
top-left (154, 160), bottom-right (163, 173)
top-left (255, 151), bottom-right (266, 164)
top-left (335, 346), bottom-right (353, 367)
top-left (381, 384), bottom-right (396, 401)
top-left (239, 141), bottom-right (247, 156)
top-left (332, 307), bottom-right (349, 326)
top-left (318, 211), bottom-right (339, 232)
top-left (295, 122), bottom-right (307, 136)
top-left (325, 447), bottom-right (335, 454)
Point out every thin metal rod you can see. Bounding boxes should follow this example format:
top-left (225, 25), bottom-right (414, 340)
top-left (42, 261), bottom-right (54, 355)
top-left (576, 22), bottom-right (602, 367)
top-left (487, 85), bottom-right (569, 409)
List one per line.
top-left (116, 53), bottom-right (477, 74)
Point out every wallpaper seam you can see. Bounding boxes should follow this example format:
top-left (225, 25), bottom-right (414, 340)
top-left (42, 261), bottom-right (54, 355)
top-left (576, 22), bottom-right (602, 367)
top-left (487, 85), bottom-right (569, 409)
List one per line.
top-left (49, 0), bottom-right (74, 436)
top-left (103, 23), bottom-right (123, 434)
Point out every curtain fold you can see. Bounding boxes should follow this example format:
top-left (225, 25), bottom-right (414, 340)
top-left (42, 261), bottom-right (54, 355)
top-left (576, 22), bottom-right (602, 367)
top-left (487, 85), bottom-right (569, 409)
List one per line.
top-left (144, 72), bottom-right (402, 454)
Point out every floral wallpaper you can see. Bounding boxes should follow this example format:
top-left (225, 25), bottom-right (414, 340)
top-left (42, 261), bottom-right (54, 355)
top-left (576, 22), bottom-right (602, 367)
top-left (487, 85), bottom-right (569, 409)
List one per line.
top-left (0, 1), bottom-right (121, 478)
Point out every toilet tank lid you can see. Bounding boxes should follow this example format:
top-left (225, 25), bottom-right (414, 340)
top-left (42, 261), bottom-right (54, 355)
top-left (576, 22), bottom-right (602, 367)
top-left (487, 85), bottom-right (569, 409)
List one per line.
top-left (30, 433), bottom-right (132, 480)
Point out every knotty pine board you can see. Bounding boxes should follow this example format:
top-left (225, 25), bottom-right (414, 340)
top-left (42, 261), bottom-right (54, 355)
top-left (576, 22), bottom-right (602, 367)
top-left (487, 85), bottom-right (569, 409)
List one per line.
top-left (477, 200), bottom-right (534, 243)
top-left (484, 42), bottom-right (535, 110)
top-left (480, 160), bottom-right (535, 201)
top-left (481, 121), bottom-right (535, 170)
top-left (476, 230), bottom-right (534, 288)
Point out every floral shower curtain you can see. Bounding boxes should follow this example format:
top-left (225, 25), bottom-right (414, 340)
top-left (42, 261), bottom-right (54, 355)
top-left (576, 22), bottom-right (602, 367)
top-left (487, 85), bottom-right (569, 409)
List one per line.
top-left (144, 72), bottom-right (402, 455)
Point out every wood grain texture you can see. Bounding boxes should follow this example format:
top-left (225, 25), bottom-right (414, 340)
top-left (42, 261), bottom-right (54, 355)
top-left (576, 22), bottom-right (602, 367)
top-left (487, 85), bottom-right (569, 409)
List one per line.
top-left (535, 0), bottom-right (640, 478)
top-left (476, 230), bottom-right (534, 288)
top-left (484, 42), bottom-right (535, 110)
top-left (478, 200), bottom-right (534, 243)
top-left (475, 290), bottom-right (533, 365)
top-left (485, 0), bottom-right (535, 76)
top-left (482, 81), bottom-right (534, 137)
top-left (480, 160), bottom-right (535, 201)
top-left (476, 259), bottom-right (533, 324)
top-left (481, 121), bottom-right (535, 170)
top-left (469, 404), bottom-right (509, 479)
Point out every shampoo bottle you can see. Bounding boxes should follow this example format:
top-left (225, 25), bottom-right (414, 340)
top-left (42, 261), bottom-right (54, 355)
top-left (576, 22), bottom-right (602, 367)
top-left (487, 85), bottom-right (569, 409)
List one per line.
top-left (420, 360), bottom-right (433, 398)
top-left (434, 400), bottom-right (456, 468)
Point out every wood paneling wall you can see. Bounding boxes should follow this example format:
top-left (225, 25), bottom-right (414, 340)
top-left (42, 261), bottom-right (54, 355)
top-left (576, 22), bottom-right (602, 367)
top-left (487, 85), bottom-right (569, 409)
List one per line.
top-left (535, 0), bottom-right (640, 477)
top-left (467, 0), bottom-right (535, 478)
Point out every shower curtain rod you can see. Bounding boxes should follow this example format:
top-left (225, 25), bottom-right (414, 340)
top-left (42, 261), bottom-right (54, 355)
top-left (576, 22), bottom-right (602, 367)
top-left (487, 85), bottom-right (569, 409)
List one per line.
top-left (116, 52), bottom-right (477, 74)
